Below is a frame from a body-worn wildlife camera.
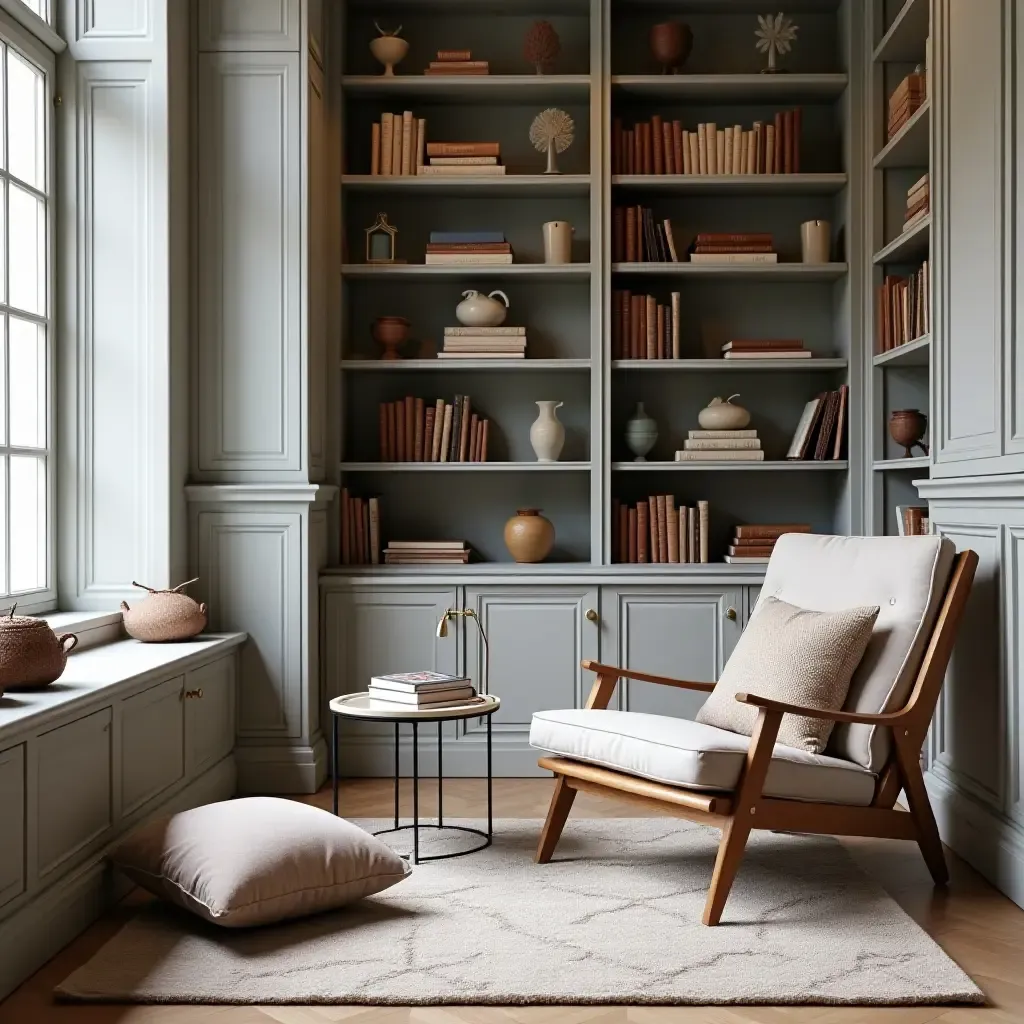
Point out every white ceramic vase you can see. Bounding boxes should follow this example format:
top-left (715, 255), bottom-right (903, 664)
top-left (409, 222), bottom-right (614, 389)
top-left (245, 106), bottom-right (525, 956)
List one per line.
top-left (625, 402), bottom-right (658, 461)
top-left (530, 401), bottom-right (565, 462)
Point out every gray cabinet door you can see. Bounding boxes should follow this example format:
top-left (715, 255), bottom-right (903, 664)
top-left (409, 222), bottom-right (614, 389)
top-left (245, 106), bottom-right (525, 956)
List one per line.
top-left (185, 656), bottom-right (237, 778)
top-left (197, 0), bottom-right (301, 51)
top-left (0, 744), bottom-right (24, 910)
top-left (121, 676), bottom-right (186, 817)
top-left (603, 587), bottom-right (742, 720)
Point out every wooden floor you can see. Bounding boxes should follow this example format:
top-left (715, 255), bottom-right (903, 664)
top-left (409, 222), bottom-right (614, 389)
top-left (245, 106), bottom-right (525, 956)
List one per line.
top-left (1, 778), bottom-right (1022, 1024)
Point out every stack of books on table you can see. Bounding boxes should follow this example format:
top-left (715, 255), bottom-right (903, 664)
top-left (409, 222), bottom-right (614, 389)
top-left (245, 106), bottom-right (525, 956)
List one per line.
top-left (442, 326), bottom-right (526, 359)
top-left (425, 231), bottom-right (512, 266)
top-left (787, 385), bottom-right (849, 461)
top-left (688, 233), bottom-right (776, 265)
top-left (367, 671), bottom-right (482, 710)
top-left (888, 72), bottom-right (926, 139)
top-left (420, 142), bottom-right (505, 178)
top-left (904, 173), bottom-right (929, 231)
top-left (724, 523), bottom-right (810, 564)
top-left (424, 50), bottom-right (490, 76)
top-left (722, 338), bottom-right (810, 360)
top-left (676, 429), bottom-right (764, 463)
top-left (383, 541), bottom-right (470, 565)
top-left (612, 497), bottom-right (709, 564)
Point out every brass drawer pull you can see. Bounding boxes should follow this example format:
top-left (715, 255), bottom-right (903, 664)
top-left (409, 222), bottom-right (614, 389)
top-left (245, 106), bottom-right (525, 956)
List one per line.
top-left (184, 688), bottom-right (204, 700)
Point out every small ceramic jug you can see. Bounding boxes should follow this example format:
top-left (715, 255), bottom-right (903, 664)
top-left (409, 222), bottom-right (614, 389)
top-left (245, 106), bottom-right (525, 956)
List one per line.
top-left (455, 290), bottom-right (510, 328)
top-left (542, 221), bottom-right (573, 264)
top-left (697, 395), bottom-right (751, 430)
top-left (530, 401), bottom-right (565, 461)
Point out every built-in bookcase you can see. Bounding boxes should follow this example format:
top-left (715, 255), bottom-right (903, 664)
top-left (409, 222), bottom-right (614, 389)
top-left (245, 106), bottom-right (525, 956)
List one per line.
top-left (331, 0), bottom-right (865, 574)
top-left (865, 0), bottom-right (932, 535)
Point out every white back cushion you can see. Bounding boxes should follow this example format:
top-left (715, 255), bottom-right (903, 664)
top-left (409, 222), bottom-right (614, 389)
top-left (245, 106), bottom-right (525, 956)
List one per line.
top-left (753, 534), bottom-right (955, 771)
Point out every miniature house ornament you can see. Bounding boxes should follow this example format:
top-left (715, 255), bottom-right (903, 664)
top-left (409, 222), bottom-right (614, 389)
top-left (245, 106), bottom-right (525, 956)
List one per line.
top-left (755, 12), bottom-right (798, 74)
top-left (365, 212), bottom-right (398, 264)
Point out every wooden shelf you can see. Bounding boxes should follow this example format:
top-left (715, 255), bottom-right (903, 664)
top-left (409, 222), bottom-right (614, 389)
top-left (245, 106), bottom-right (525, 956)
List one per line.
top-left (612, 461), bottom-right (849, 472)
top-left (612, 173), bottom-right (847, 195)
top-left (612, 358), bottom-right (847, 371)
top-left (874, 101), bottom-right (930, 169)
top-left (342, 359), bottom-right (591, 371)
top-left (612, 262), bottom-right (848, 282)
top-left (341, 263), bottom-right (592, 280)
top-left (340, 462), bottom-right (592, 472)
top-left (341, 174), bottom-right (591, 197)
top-left (322, 561), bottom-right (770, 578)
top-left (873, 0), bottom-right (929, 63)
top-left (873, 215), bottom-right (930, 264)
top-left (873, 334), bottom-right (931, 367)
top-left (341, 74), bottom-right (592, 103)
top-left (611, 73), bottom-right (848, 102)
top-left (873, 456), bottom-right (930, 471)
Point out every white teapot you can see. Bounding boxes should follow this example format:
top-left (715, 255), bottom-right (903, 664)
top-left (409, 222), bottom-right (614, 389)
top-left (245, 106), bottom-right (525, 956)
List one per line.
top-left (456, 289), bottom-right (510, 328)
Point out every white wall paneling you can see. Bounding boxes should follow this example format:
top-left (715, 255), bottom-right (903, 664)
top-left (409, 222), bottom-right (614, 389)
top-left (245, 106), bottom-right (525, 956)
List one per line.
top-left (196, 0), bottom-right (301, 52)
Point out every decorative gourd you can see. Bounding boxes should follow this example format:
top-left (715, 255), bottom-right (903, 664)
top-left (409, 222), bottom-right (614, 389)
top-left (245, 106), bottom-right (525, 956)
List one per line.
top-left (121, 579), bottom-right (208, 643)
top-left (697, 395), bottom-right (751, 431)
top-left (0, 605), bottom-right (77, 692)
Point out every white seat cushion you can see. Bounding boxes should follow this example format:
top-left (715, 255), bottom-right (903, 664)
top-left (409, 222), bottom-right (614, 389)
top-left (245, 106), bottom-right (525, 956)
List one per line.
top-left (759, 534), bottom-right (955, 771)
top-left (530, 708), bottom-right (877, 807)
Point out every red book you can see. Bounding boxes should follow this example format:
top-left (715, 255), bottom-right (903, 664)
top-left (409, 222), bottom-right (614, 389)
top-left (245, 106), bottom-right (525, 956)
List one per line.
top-left (426, 142), bottom-right (499, 157)
top-left (695, 232), bottom-right (773, 244)
top-left (651, 115), bottom-right (664, 174)
top-left (783, 110), bottom-right (794, 173)
top-left (672, 121), bottom-right (684, 175)
top-left (662, 121), bottom-right (675, 174)
top-left (396, 400), bottom-right (406, 462)
top-left (625, 207), bottom-right (637, 262)
top-left (793, 106), bottom-right (802, 172)
top-left (379, 404), bottom-right (388, 461)
top-left (613, 207), bottom-right (625, 263)
top-left (774, 111), bottom-right (783, 172)
top-left (626, 129), bottom-right (635, 175)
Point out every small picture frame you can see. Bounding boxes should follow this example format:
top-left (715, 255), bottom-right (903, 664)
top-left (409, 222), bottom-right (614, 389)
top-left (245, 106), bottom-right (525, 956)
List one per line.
top-left (365, 212), bottom-right (398, 264)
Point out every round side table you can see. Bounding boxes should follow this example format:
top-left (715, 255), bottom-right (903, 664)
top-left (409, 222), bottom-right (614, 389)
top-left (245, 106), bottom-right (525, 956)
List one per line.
top-left (329, 693), bottom-right (501, 864)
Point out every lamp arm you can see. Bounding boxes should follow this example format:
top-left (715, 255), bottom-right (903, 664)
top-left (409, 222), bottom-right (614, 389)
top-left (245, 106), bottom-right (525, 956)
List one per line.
top-left (435, 608), bottom-right (489, 692)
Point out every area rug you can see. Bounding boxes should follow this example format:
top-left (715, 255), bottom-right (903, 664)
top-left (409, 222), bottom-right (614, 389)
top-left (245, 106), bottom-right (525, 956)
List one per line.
top-left (56, 818), bottom-right (983, 1006)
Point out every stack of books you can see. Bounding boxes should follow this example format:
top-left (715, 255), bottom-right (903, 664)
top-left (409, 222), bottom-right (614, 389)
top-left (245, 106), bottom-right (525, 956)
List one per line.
top-left (904, 173), bottom-right (929, 231)
top-left (896, 506), bottom-right (929, 536)
top-left (612, 497), bottom-right (709, 564)
top-left (612, 109), bottom-right (801, 176)
top-left (787, 386), bottom-right (849, 461)
top-left (612, 206), bottom-right (680, 262)
top-left (368, 671), bottom-right (481, 709)
top-left (877, 263), bottom-right (929, 351)
top-left (689, 232), bottom-right (776, 265)
top-left (888, 72), bottom-right (926, 139)
top-left (721, 338), bottom-right (810, 360)
top-left (425, 230), bottom-right (512, 265)
top-left (442, 326), bottom-right (526, 359)
top-left (369, 111), bottom-right (426, 176)
top-left (424, 50), bottom-right (490, 76)
top-left (340, 489), bottom-right (382, 566)
top-left (676, 428), bottom-right (764, 463)
top-left (383, 541), bottom-right (470, 565)
top-left (420, 142), bottom-right (505, 178)
top-left (724, 523), bottom-right (810, 564)
top-left (378, 395), bottom-right (489, 462)
top-left (611, 290), bottom-right (681, 359)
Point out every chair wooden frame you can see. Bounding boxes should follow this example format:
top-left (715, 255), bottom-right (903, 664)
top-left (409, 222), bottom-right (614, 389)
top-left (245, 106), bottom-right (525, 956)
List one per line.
top-left (536, 550), bottom-right (979, 926)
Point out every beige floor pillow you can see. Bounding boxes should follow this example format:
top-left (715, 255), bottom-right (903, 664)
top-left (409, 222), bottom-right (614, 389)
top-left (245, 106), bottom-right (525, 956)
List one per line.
top-left (110, 796), bottom-right (410, 927)
top-left (696, 597), bottom-right (879, 753)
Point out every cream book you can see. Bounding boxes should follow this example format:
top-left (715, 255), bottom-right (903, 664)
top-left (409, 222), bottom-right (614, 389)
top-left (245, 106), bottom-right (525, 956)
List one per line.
top-left (444, 326), bottom-right (525, 336)
top-left (418, 164), bottom-right (507, 176)
top-left (724, 555), bottom-right (771, 564)
top-left (674, 450), bottom-right (765, 461)
top-left (689, 253), bottom-right (778, 264)
top-left (438, 352), bottom-right (525, 359)
top-left (689, 428), bottom-right (758, 439)
top-left (430, 156), bottom-right (499, 165)
top-left (724, 350), bottom-right (812, 359)
top-left (684, 438), bottom-right (761, 450)
top-left (425, 253), bottom-right (514, 265)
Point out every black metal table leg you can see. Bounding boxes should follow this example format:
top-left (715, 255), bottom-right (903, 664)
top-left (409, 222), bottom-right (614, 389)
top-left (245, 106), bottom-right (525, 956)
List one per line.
top-left (332, 714), bottom-right (338, 816)
top-left (438, 720), bottom-right (444, 827)
top-left (487, 711), bottom-right (493, 839)
top-left (393, 722), bottom-right (400, 830)
top-left (412, 720), bottom-right (420, 864)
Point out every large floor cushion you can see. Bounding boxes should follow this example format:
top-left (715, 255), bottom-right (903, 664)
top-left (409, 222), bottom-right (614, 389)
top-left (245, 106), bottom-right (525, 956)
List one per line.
top-left (530, 708), bottom-right (877, 806)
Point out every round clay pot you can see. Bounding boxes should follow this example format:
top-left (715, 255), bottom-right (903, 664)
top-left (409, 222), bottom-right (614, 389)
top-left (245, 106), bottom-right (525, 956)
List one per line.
top-left (0, 612), bottom-right (77, 692)
top-left (504, 508), bottom-right (555, 563)
top-left (650, 21), bottom-right (693, 73)
top-left (372, 316), bottom-right (410, 360)
top-left (889, 409), bottom-right (929, 458)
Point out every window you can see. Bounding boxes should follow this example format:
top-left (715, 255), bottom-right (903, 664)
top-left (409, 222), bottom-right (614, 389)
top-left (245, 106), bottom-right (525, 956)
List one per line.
top-left (0, 13), bottom-right (52, 610)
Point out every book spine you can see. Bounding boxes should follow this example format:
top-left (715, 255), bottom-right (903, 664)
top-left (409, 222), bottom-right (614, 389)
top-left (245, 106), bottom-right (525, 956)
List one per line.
top-left (693, 244), bottom-right (775, 253)
top-left (706, 122), bottom-right (717, 174)
top-left (651, 115), bottom-right (664, 174)
top-left (630, 294), bottom-right (642, 359)
top-left (688, 132), bottom-right (699, 176)
top-left (689, 253), bottom-right (777, 264)
top-left (716, 127), bottom-right (725, 176)
top-left (655, 303), bottom-right (665, 363)
top-left (404, 395), bottom-right (415, 462)
top-left (679, 507), bottom-right (688, 564)
top-left (689, 429), bottom-right (759, 438)
top-left (643, 120), bottom-right (654, 174)
top-left (413, 397), bottom-right (425, 461)
top-left (662, 121), bottom-right (674, 174)
top-left (395, 399), bottom-right (406, 462)
top-left (391, 113), bottom-right (403, 176)
top-left (637, 500), bottom-right (649, 563)
top-left (666, 497), bottom-right (679, 563)
top-left (647, 494), bottom-right (658, 563)
top-left (672, 121), bottom-right (684, 175)
top-left (646, 295), bottom-right (657, 359)
top-left (468, 413), bottom-right (479, 462)
top-left (402, 112), bottom-right (415, 176)
top-left (458, 396), bottom-right (472, 462)
top-left (793, 106), bottom-right (801, 172)
top-left (481, 418), bottom-right (490, 462)
top-left (675, 450), bottom-right (765, 461)
top-left (625, 129), bottom-right (635, 175)
top-left (612, 289), bottom-right (623, 359)
top-left (745, 130), bottom-right (755, 176)
top-left (416, 118), bottom-right (427, 173)
top-left (380, 113), bottom-right (395, 177)
top-left (379, 403), bottom-right (388, 461)
top-left (354, 498), bottom-right (365, 566)
top-left (424, 407), bottom-right (436, 462)
top-left (671, 292), bottom-right (681, 359)
top-left (426, 142), bottom-right (500, 157)
top-left (734, 525), bottom-right (810, 539)
top-left (783, 110), bottom-right (794, 173)
top-left (625, 207), bottom-right (637, 262)
top-left (687, 507), bottom-right (696, 564)
top-left (664, 220), bottom-right (679, 262)
top-left (439, 404), bottom-right (453, 462)
top-left (437, 49), bottom-right (471, 60)
top-left (697, 123), bottom-right (708, 175)
top-left (724, 127), bottom-right (734, 177)
top-left (656, 494), bottom-right (668, 563)
top-left (341, 487), bottom-right (350, 565)
top-left (369, 497), bottom-right (381, 565)
top-left (628, 507), bottom-right (638, 563)
top-left (765, 124), bottom-right (775, 174)
top-left (684, 438), bottom-right (761, 450)
top-left (371, 122), bottom-right (381, 175)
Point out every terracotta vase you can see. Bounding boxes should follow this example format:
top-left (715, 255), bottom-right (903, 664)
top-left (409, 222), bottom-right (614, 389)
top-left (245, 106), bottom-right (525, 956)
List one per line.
top-left (650, 21), bottom-right (693, 74)
top-left (372, 316), bottom-right (410, 360)
top-left (889, 409), bottom-right (929, 458)
top-left (504, 508), bottom-right (555, 563)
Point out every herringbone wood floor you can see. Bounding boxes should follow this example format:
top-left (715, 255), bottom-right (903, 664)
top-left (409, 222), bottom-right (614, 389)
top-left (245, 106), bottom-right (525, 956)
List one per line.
top-left (1, 778), bottom-right (1021, 1024)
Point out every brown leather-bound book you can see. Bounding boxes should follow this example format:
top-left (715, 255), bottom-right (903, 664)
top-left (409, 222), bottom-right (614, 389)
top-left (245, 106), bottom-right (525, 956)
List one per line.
top-left (734, 523), bottom-right (810, 539)
top-left (353, 498), bottom-right (365, 566)
top-left (404, 396), bottom-right (415, 461)
top-left (611, 290), bottom-right (622, 358)
top-left (671, 292), bottom-right (681, 359)
top-left (613, 207), bottom-right (625, 263)
top-left (620, 503), bottom-right (629, 563)
top-left (387, 402), bottom-right (397, 462)
top-left (656, 495), bottom-right (668, 563)
top-left (368, 497), bottom-right (381, 565)
top-left (635, 205), bottom-right (645, 260)
top-left (651, 115), bottom-right (664, 174)
top-left (783, 110), bottom-right (794, 173)
top-left (647, 494), bottom-right (659, 562)
top-left (612, 499), bottom-right (620, 562)
top-left (646, 295), bottom-right (657, 360)
top-left (458, 396), bottom-right (472, 461)
top-left (637, 501), bottom-right (649, 563)
top-left (643, 121), bottom-right (654, 174)
top-left (679, 506), bottom-right (688, 562)
top-left (666, 497), bottom-right (679, 563)
top-left (625, 206), bottom-right (637, 262)
top-left (660, 121), bottom-right (672, 174)
top-left (424, 407), bottom-right (435, 463)
top-left (613, 118), bottom-right (623, 175)
top-left (431, 399), bottom-right (445, 461)
top-left (728, 544), bottom-right (774, 558)
top-left (396, 400), bottom-right (407, 461)
top-left (379, 404), bottom-right (388, 461)
top-left (732, 536), bottom-right (778, 547)
top-left (413, 397), bottom-right (425, 460)
top-left (341, 487), bottom-right (350, 565)
top-left (427, 142), bottom-right (499, 157)
top-left (628, 507), bottom-right (638, 563)
top-left (468, 413), bottom-right (480, 461)
top-left (630, 294), bottom-right (642, 359)
top-left (480, 418), bottom-right (490, 462)
top-left (672, 121), bottom-right (684, 174)
top-left (655, 304), bottom-right (665, 361)
top-left (832, 384), bottom-right (849, 460)
top-left (753, 121), bottom-right (764, 173)
top-left (619, 290), bottom-right (630, 360)
top-left (793, 106), bottom-right (801, 172)
top-left (774, 111), bottom-right (784, 172)
top-left (439, 404), bottom-right (453, 462)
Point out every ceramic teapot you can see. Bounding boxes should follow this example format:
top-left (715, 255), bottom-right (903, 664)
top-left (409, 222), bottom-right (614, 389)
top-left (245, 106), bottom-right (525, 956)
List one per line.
top-left (697, 394), bottom-right (751, 431)
top-left (456, 289), bottom-right (510, 328)
top-left (121, 579), bottom-right (208, 643)
top-left (0, 605), bottom-right (78, 691)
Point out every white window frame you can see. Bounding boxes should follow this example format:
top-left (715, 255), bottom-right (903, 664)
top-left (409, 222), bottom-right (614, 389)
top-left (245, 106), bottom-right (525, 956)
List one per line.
top-left (0, 7), bottom-right (56, 614)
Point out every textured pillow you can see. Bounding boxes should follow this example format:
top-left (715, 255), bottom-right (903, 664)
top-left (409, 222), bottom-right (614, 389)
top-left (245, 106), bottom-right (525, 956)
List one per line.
top-left (110, 797), bottom-right (410, 927)
top-left (695, 597), bottom-right (879, 753)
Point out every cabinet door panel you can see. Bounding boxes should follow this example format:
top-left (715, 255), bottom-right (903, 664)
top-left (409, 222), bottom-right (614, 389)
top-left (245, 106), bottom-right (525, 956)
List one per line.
top-left (186, 656), bottom-right (237, 777)
top-left (121, 676), bottom-right (185, 816)
top-left (0, 745), bottom-right (25, 909)
top-left (197, 0), bottom-right (301, 51)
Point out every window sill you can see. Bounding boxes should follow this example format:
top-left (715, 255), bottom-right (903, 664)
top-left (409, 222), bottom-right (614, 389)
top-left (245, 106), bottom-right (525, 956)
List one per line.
top-left (38, 610), bottom-right (125, 650)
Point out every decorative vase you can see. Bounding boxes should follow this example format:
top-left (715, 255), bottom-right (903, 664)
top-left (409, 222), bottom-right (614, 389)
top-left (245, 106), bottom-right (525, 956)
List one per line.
top-left (369, 26), bottom-right (408, 76)
top-left (530, 401), bottom-right (565, 462)
top-left (504, 508), bottom-right (555, 563)
top-left (698, 395), bottom-right (751, 431)
top-left (650, 21), bottom-right (693, 74)
top-left (889, 409), bottom-right (929, 458)
top-left (800, 220), bottom-right (831, 264)
top-left (542, 221), bottom-right (573, 265)
top-left (121, 580), bottom-right (208, 643)
top-left (0, 606), bottom-right (77, 693)
top-left (455, 290), bottom-right (510, 328)
top-left (371, 316), bottom-right (410, 360)
top-left (625, 402), bottom-right (658, 461)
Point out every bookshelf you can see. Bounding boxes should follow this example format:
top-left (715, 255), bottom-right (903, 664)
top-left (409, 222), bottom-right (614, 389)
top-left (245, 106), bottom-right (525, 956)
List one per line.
top-left (865, 0), bottom-right (932, 536)
top-left (332, 0), bottom-right (863, 574)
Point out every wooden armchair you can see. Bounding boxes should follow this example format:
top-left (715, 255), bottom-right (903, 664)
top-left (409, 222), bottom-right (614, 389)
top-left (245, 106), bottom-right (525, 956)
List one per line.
top-left (531, 535), bottom-right (978, 926)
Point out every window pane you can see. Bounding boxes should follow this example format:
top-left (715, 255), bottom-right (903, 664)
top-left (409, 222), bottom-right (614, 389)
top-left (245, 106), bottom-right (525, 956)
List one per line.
top-left (9, 184), bottom-right (45, 315)
top-left (8, 50), bottom-right (45, 192)
top-left (0, 180), bottom-right (6, 304)
top-left (14, 2), bottom-right (45, 18)
top-left (10, 454), bottom-right (44, 592)
top-left (10, 318), bottom-right (44, 449)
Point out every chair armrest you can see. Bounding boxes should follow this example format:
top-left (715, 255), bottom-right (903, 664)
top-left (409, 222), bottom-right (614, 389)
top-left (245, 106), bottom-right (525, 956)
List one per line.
top-left (734, 692), bottom-right (902, 725)
top-left (581, 660), bottom-right (716, 693)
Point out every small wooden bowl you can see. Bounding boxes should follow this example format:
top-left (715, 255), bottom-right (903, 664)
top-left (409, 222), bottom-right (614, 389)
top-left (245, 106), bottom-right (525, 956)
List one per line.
top-left (889, 408), bottom-right (929, 457)
top-left (372, 317), bottom-right (410, 360)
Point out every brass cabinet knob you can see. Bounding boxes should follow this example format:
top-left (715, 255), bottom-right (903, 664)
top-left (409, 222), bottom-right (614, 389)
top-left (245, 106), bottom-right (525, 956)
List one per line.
top-left (183, 688), bottom-right (204, 700)
top-left (725, 607), bottom-right (737, 621)
top-left (585, 608), bottom-right (599, 623)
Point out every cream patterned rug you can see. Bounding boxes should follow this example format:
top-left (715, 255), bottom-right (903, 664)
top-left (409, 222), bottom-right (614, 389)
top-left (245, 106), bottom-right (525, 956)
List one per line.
top-left (57, 818), bottom-right (982, 1006)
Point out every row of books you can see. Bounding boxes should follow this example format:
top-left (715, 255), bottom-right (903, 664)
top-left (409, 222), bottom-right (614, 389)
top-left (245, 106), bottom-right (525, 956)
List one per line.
top-left (424, 50), bottom-right (490, 76)
top-left (612, 497), bottom-right (709, 564)
top-left (442, 325), bottom-right (526, 359)
top-left (340, 488), bottom-right (381, 566)
top-left (721, 338), bottom-right (811, 360)
top-left (367, 671), bottom-right (482, 709)
top-left (612, 110), bottom-right (803, 176)
top-left (904, 172), bottom-right (929, 232)
top-left (383, 540), bottom-right (470, 565)
top-left (426, 230), bottom-right (513, 266)
top-left (787, 387), bottom-right (849, 461)
top-left (877, 263), bottom-right (930, 352)
top-left (612, 206), bottom-right (681, 263)
top-left (611, 290), bottom-right (681, 360)
top-left (724, 523), bottom-right (810, 564)
top-left (379, 396), bottom-right (488, 463)
top-left (675, 428), bottom-right (764, 463)
top-left (895, 506), bottom-right (929, 537)
top-left (888, 72), bottom-right (926, 139)
top-left (369, 111), bottom-right (427, 177)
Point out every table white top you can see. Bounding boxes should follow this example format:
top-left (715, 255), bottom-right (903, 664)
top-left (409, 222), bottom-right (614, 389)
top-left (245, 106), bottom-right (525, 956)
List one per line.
top-left (330, 692), bottom-right (500, 721)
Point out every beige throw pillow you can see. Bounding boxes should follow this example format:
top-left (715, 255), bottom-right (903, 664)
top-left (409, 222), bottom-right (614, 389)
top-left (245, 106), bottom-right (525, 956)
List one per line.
top-left (695, 597), bottom-right (879, 753)
top-left (110, 797), bottom-right (411, 927)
